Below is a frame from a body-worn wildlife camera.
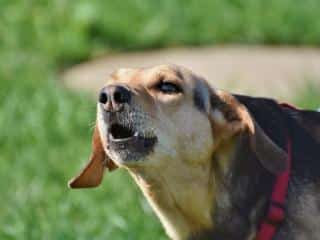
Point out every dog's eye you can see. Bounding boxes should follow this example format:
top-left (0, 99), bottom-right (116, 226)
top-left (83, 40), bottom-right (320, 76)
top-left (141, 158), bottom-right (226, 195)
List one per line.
top-left (156, 81), bottom-right (182, 94)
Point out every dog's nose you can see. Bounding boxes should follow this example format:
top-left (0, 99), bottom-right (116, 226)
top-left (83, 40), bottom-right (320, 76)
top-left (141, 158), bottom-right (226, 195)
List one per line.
top-left (99, 85), bottom-right (131, 112)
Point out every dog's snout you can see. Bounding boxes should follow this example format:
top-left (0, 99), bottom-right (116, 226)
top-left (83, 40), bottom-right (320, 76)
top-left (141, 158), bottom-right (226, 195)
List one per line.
top-left (99, 91), bottom-right (108, 104)
top-left (113, 86), bottom-right (131, 104)
top-left (99, 85), bottom-right (131, 112)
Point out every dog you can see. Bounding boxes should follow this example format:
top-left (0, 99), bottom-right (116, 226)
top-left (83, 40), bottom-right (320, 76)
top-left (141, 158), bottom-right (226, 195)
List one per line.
top-left (69, 64), bottom-right (320, 240)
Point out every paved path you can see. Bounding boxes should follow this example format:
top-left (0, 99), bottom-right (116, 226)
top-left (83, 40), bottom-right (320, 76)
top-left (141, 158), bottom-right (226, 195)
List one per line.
top-left (62, 46), bottom-right (320, 101)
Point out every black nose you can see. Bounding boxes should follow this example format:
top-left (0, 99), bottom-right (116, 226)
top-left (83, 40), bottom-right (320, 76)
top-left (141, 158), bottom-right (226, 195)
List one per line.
top-left (99, 85), bottom-right (131, 111)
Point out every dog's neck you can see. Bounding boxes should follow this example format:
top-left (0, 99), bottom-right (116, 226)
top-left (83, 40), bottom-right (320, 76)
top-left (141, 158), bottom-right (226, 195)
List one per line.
top-left (128, 161), bottom-right (216, 240)
top-left (127, 134), bottom-right (273, 240)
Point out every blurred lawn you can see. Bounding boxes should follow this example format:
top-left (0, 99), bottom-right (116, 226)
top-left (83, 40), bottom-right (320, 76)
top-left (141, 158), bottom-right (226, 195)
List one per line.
top-left (1, 0), bottom-right (320, 239)
top-left (0, 77), bottom-right (167, 239)
top-left (2, 0), bottom-right (320, 66)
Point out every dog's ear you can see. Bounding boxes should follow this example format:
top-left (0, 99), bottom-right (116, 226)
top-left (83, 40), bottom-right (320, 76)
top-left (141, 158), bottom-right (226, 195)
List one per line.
top-left (68, 125), bottom-right (117, 188)
top-left (193, 79), bottom-right (245, 141)
top-left (193, 79), bottom-right (288, 174)
top-left (210, 91), bottom-right (287, 174)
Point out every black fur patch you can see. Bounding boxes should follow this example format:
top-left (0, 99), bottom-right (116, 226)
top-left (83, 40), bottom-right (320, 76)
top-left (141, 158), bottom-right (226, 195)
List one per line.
top-left (193, 82), bottom-right (206, 112)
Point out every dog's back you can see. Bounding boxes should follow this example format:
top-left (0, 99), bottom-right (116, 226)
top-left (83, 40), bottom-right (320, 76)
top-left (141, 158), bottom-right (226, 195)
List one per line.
top-left (235, 95), bottom-right (320, 240)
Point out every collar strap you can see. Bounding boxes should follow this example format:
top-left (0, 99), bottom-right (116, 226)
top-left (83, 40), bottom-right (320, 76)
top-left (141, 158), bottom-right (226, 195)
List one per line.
top-left (256, 135), bottom-right (292, 240)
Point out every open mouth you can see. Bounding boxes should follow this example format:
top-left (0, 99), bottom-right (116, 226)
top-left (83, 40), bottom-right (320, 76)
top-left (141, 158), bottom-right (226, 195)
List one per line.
top-left (107, 123), bottom-right (157, 158)
top-left (109, 123), bottom-right (136, 141)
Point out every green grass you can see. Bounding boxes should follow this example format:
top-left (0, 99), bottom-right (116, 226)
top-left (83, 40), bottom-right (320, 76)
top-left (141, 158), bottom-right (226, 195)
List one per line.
top-left (294, 82), bottom-right (320, 110)
top-left (1, 0), bottom-right (320, 239)
top-left (0, 77), bottom-right (167, 239)
top-left (2, 0), bottom-right (320, 66)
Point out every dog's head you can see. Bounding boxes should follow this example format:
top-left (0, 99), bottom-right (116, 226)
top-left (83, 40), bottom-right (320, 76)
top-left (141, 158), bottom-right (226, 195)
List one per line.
top-left (69, 64), bottom-right (287, 188)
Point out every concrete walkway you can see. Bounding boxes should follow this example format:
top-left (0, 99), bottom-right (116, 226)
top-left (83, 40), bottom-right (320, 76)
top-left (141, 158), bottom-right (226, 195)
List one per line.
top-left (62, 46), bottom-right (320, 101)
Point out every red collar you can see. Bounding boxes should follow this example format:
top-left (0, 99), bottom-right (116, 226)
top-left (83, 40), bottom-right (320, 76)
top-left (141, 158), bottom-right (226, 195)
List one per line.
top-left (256, 103), bottom-right (294, 240)
top-left (256, 139), bottom-right (292, 240)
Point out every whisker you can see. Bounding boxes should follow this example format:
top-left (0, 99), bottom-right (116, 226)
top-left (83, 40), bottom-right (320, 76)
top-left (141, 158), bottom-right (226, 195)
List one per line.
top-left (89, 121), bottom-right (96, 130)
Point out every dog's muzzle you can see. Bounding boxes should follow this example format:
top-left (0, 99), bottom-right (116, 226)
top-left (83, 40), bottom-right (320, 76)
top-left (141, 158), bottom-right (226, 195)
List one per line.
top-left (99, 85), bottom-right (157, 162)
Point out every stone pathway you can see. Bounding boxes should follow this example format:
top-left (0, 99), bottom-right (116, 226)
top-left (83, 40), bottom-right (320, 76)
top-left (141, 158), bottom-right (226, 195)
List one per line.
top-left (62, 46), bottom-right (320, 101)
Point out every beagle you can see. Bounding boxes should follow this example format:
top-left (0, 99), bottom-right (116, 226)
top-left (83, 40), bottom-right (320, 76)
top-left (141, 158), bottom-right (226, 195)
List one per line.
top-left (69, 64), bottom-right (320, 240)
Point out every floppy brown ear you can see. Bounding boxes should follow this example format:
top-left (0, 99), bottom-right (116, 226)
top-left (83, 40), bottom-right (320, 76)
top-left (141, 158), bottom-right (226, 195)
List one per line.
top-left (207, 90), bottom-right (288, 174)
top-left (68, 125), bottom-right (117, 188)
